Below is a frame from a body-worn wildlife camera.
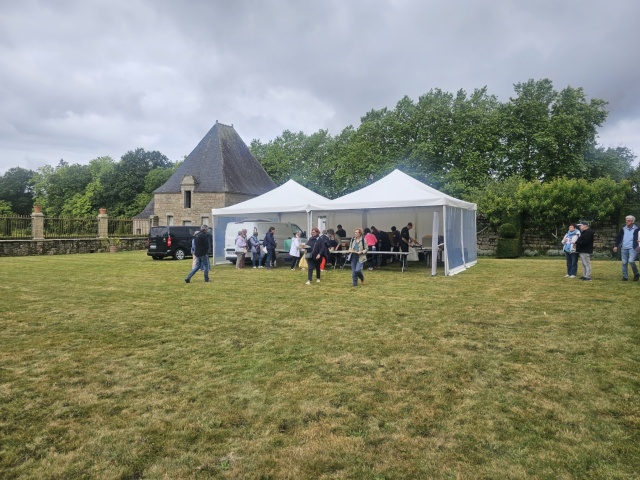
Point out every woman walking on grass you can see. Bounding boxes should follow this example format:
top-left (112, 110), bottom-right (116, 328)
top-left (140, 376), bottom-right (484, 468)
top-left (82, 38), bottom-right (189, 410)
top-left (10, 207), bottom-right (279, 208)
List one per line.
top-left (350, 228), bottom-right (368, 287)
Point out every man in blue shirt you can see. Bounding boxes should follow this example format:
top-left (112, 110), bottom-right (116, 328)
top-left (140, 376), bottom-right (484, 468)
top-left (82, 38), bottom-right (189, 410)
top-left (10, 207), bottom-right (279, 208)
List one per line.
top-left (613, 215), bottom-right (639, 281)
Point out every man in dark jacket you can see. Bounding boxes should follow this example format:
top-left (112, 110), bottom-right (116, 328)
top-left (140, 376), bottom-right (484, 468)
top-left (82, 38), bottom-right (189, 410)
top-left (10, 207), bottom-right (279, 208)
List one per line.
top-left (575, 221), bottom-right (594, 281)
top-left (264, 227), bottom-right (277, 269)
top-left (185, 225), bottom-right (210, 283)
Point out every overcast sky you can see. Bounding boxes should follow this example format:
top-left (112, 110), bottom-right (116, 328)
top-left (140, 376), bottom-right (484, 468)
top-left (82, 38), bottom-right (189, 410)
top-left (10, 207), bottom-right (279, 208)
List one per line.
top-left (1, 0), bottom-right (639, 175)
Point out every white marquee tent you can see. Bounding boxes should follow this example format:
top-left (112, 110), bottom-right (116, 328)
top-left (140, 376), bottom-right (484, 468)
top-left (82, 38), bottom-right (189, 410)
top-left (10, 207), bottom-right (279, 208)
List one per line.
top-left (315, 169), bottom-right (477, 276)
top-left (210, 179), bottom-right (330, 263)
top-left (211, 170), bottom-right (477, 276)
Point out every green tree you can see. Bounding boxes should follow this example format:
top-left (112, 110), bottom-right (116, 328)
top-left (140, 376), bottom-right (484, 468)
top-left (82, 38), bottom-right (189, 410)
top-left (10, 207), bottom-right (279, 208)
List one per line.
top-left (131, 165), bottom-right (178, 215)
top-left (31, 161), bottom-right (92, 216)
top-left (97, 148), bottom-right (171, 216)
top-left (501, 79), bottom-right (608, 181)
top-left (466, 176), bottom-right (524, 228)
top-left (517, 177), bottom-right (629, 238)
top-left (0, 167), bottom-right (35, 215)
top-left (0, 200), bottom-right (13, 215)
top-left (583, 145), bottom-right (635, 181)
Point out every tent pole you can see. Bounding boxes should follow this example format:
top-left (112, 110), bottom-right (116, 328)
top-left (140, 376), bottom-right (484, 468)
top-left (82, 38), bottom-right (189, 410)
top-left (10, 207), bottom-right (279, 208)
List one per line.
top-left (431, 211), bottom-right (438, 276)
top-left (442, 205), bottom-right (448, 276)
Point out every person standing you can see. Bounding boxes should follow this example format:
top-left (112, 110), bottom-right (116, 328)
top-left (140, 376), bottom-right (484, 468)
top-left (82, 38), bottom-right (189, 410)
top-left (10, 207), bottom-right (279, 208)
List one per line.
top-left (319, 230), bottom-right (330, 271)
top-left (235, 229), bottom-right (247, 269)
top-left (575, 221), bottom-right (594, 281)
top-left (289, 231), bottom-right (302, 270)
top-left (400, 222), bottom-right (418, 252)
top-left (185, 225), bottom-right (210, 283)
top-left (349, 228), bottom-right (368, 287)
top-left (191, 229), bottom-right (202, 270)
top-left (264, 227), bottom-right (277, 269)
top-left (327, 229), bottom-right (340, 267)
top-left (561, 223), bottom-right (580, 278)
top-left (335, 225), bottom-right (347, 238)
top-left (390, 226), bottom-right (401, 263)
top-left (305, 228), bottom-right (325, 284)
top-left (613, 215), bottom-right (639, 281)
top-left (248, 228), bottom-right (262, 268)
top-left (364, 227), bottom-right (377, 270)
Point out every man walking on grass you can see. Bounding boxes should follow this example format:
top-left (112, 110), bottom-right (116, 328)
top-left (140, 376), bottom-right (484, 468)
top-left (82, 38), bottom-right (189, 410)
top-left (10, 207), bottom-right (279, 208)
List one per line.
top-left (576, 221), bottom-right (594, 281)
top-left (613, 215), bottom-right (639, 281)
top-left (185, 225), bottom-right (210, 283)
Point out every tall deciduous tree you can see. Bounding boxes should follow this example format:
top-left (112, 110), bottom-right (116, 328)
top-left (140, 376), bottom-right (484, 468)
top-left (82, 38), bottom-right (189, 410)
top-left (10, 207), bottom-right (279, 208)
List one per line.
top-left (583, 145), bottom-right (634, 181)
top-left (97, 148), bottom-right (171, 216)
top-left (0, 167), bottom-right (35, 215)
top-left (31, 161), bottom-right (92, 216)
top-left (501, 79), bottom-right (608, 181)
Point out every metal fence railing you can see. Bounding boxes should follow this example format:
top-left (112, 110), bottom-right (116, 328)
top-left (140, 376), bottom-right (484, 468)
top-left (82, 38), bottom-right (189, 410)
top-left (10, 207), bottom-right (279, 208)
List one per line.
top-left (0, 215), bottom-right (32, 239)
top-left (109, 217), bottom-right (146, 237)
top-left (44, 217), bottom-right (99, 239)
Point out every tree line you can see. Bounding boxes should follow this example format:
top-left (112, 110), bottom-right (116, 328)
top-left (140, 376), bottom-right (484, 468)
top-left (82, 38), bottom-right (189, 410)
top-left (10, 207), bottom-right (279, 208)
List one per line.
top-left (250, 78), bottom-right (638, 237)
top-left (0, 149), bottom-right (178, 218)
top-left (1, 78), bottom-right (637, 237)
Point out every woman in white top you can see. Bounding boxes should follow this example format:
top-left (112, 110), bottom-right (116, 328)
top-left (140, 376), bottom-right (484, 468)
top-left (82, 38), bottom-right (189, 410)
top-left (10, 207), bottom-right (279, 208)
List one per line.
top-left (289, 231), bottom-right (302, 270)
top-left (235, 230), bottom-right (247, 269)
top-left (350, 228), bottom-right (368, 286)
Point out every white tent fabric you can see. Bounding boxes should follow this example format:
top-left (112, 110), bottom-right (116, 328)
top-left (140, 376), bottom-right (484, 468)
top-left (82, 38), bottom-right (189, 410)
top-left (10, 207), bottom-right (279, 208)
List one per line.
top-left (211, 179), bottom-right (329, 216)
top-left (317, 169), bottom-right (476, 210)
top-left (315, 170), bottom-right (477, 276)
top-left (210, 171), bottom-right (477, 276)
top-left (210, 179), bottom-right (330, 263)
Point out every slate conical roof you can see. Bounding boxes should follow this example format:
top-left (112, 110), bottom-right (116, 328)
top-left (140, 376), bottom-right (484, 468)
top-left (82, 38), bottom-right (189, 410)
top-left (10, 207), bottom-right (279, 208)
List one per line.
top-left (154, 122), bottom-right (276, 195)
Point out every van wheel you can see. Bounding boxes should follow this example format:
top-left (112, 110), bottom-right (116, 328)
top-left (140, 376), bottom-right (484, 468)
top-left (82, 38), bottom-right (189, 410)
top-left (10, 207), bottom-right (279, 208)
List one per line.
top-left (174, 248), bottom-right (186, 260)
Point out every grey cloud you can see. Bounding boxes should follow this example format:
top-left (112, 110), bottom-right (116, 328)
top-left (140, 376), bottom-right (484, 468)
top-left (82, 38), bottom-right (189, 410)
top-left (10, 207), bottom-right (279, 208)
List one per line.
top-left (1, 0), bottom-right (639, 175)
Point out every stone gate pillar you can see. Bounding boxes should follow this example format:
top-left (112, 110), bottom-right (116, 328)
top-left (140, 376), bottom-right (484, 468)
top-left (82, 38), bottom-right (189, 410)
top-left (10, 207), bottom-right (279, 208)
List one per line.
top-left (31, 206), bottom-right (44, 240)
top-left (98, 208), bottom-right (108, 239)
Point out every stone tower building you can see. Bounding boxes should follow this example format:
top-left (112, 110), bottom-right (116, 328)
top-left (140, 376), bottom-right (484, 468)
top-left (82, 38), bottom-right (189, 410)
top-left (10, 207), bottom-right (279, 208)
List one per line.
top-left (135, 121), bottom-right (275, 231)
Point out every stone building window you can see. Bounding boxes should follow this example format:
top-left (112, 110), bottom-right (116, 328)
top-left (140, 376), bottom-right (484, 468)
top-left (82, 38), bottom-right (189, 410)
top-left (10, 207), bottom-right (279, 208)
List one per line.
top-left (181, 175), bottom-right (196, 210)
top-left (201, 216), bottom-right (209, 226)
top-left (167, 215), bottom-right (174, 226)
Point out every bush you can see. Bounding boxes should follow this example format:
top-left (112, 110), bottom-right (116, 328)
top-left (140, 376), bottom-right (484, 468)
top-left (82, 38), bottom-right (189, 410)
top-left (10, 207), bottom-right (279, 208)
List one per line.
top-left (498, 223), bottom-right (517, 239)
top-left (496, 238), bottom-right (521, 258)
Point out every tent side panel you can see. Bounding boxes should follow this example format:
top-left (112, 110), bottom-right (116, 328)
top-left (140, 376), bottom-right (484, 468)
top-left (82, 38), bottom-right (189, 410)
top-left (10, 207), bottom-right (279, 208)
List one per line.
top-left (463, 209), bottom-right (478, 268)
top-left (444, 206), bottom-right (465, 275)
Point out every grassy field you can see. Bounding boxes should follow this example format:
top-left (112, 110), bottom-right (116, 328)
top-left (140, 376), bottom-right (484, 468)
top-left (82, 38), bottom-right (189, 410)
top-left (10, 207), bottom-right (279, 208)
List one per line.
top-left (0, 252), bottom-right (638, 479)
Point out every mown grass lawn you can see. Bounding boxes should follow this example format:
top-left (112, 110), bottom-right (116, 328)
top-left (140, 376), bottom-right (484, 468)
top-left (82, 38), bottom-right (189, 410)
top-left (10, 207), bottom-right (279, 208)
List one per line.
top-left (0, 252), bottom-right (638, 479)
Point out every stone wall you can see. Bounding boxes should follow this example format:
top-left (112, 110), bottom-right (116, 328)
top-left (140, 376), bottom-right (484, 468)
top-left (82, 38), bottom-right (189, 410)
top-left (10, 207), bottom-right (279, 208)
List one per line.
top-left (0, 238), bottom-right (147, 257)
top-left (477, 221), bottom-right (618, 256)
top-left (153, 192), bottom-right (253, 226)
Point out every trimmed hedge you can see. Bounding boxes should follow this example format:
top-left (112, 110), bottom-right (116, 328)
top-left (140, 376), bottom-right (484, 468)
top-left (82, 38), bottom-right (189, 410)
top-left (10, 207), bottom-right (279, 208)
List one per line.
top-left (496, 238), bottom-right (521, 258)
top-left (498, 223), bottom-right (517, 239)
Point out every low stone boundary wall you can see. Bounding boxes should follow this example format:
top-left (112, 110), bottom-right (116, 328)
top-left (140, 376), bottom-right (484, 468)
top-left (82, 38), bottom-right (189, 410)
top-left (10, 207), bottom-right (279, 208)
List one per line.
top-left (0, 238), bottom-right (147, 257)
top-left (477, 223), bottom-right (618, 257)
